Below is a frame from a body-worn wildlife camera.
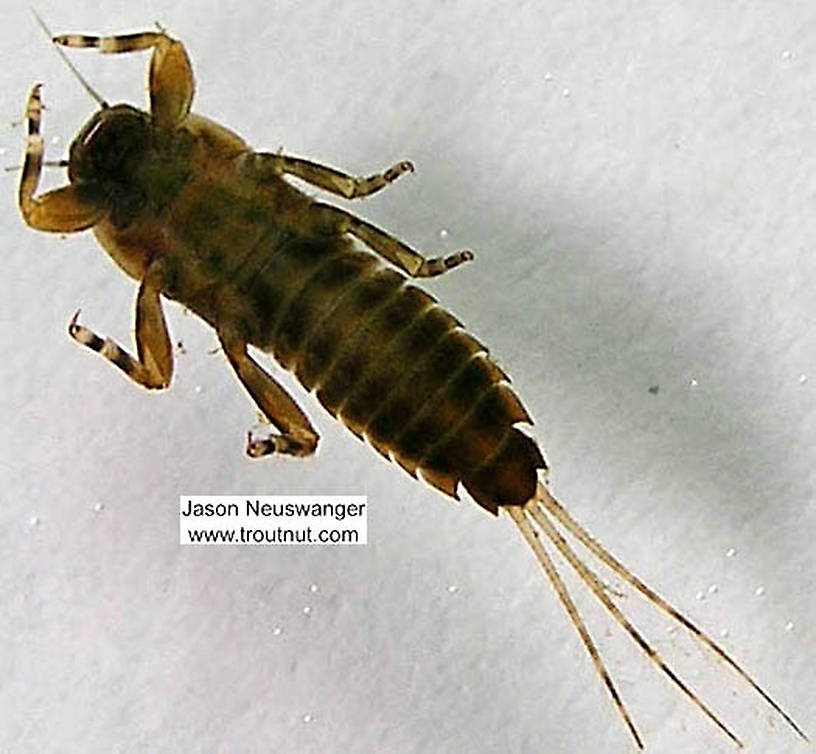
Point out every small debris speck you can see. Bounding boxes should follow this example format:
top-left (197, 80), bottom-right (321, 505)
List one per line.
top-left (272, 626), bottom-right (282, 636)
top-left (648, 385), bottom-right (659, 395)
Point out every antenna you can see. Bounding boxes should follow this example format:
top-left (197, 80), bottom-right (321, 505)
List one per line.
top-left (5, 160), bottom-right (69, 173)
top-left (30, 8), bottom-right (109, 109)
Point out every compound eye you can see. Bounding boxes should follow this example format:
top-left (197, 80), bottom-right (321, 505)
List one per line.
top-left (81, 118), bottom-right (103, 147)
top-left (88, 115), bottom-right (149, 176)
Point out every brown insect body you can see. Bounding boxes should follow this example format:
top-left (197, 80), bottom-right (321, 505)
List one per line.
top-left (19, 25), bottom-right (805, 751)
top-left (77, 99), bottom-right (545, 512)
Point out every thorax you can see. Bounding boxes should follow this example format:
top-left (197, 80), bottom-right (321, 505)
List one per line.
top-left (91, 112), bottom-right (323, 328)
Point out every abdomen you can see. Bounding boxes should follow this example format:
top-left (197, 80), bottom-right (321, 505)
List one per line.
top-left (230, 230), bottom-right (547, 514)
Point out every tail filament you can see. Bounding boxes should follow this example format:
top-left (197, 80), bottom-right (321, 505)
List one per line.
top-left (507, 482), bottom-right (807, 749)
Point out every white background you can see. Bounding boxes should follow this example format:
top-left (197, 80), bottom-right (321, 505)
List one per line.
top-left (1, 2), bottom-right (814, 753)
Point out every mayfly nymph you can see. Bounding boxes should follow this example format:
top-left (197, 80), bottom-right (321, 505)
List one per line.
top-left (18, 20), bottom-right (807, 750)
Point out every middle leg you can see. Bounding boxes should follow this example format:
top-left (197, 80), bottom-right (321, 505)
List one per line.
top-left (250, 151), bottom-right (414, 199)
top-left (68, 261), bottom-right (173, 390)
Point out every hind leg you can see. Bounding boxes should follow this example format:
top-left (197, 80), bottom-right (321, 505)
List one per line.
top-left (219, 335), bottom-right (318, 457)
top-left (312, 203), bottom-right (473, 278)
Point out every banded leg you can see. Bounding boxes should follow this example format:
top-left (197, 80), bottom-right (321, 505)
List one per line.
top-left (219, 336), bottom-right (318, 458)
top-left (312, 203), bottom-right (474, 278)
top-left (250, 152), bottom-right (415, 199)
top-left (18, 84), bottom-right (104, 232)
top-left (53, 28), bottom-right (194, 128)
top-left (69, 262), bottom-right (173, 389)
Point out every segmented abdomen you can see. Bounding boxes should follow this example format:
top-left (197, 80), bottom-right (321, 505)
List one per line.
top-left (234, 231), bottom-right (546, 514)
